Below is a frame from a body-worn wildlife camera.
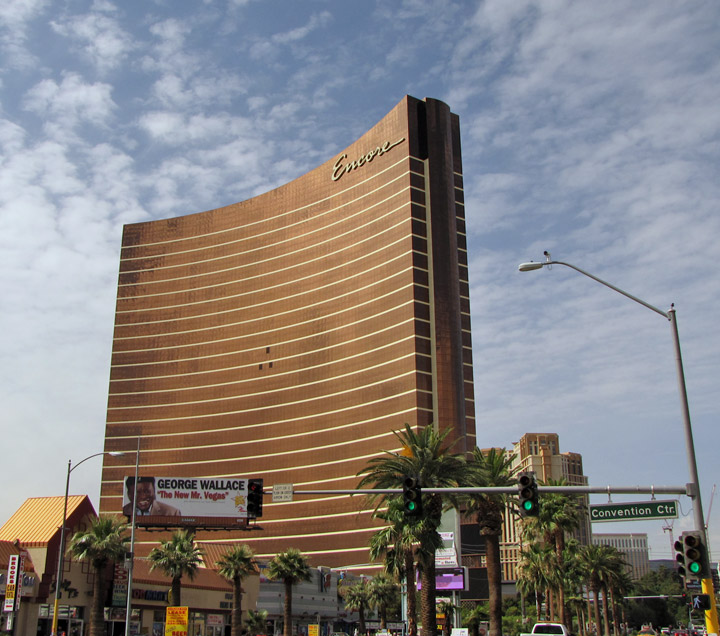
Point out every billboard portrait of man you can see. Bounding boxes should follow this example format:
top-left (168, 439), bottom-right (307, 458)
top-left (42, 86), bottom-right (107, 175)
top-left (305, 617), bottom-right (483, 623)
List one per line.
top-left (123, 477), bottom-right (181, 517)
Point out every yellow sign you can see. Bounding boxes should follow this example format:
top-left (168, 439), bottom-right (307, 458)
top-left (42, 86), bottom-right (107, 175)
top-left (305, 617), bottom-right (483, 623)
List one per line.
top-left (165, 606), bottom-right (189, 636)
top-left (308, 625), bottom-right (319, 636)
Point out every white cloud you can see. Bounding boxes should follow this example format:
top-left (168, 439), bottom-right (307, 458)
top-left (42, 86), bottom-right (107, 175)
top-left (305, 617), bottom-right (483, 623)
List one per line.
top-left (23, 73), bottom-right (116, 134)
top-left (51, 12), bottom-right (135, 74)
top-left (0, 0), bottom-right (50, 67)
top-left (271, 10), bottom-right (332, 44)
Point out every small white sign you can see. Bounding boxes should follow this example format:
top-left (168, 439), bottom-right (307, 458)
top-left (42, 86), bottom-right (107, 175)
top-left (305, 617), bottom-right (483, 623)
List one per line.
top-left (3, 555), bottom-right (19, 612)
top-left (435, 547), bottom-right (458, 567)
top-left (273, 484), bottom-right (294, 502)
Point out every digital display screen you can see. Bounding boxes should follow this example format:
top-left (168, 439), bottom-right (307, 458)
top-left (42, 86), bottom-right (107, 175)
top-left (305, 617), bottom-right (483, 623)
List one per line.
top-left (416, 567), bottom-right (467, 591)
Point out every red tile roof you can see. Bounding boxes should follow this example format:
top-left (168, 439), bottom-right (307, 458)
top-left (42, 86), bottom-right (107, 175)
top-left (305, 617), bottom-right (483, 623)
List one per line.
top-left (0, 540), bottom-right (36, 572)
top-left (0, 496), bottom-right (96, 547)
top-left (132, 558), bottom-right (232, 592)
top-left (198, 542), bottom-right (264, 573)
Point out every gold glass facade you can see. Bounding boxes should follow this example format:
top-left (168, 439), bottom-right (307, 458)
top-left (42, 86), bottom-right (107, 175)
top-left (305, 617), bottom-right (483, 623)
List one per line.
top-left (99, 96), bottom-right (476, 570)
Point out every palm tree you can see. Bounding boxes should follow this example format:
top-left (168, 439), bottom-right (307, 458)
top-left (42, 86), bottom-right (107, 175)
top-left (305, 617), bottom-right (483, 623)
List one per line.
top-left (216, 544), bottom-right (259, 636)
top-left (517, 543), bottom-right (554, 622)
top-left (522, 482), bottom-right (582, 626)
top-left (562, 539), bottom-right (587, 635)
top-left (68, 516), bottom-right (128, 636)
top-left (463, 447), bottom-right (515, 636)
top-left (266, 548), bottom-right (312, 636)
top-left (344, 579), bottom-right (371, 635)
top-left (607, 569), bottom-right (632, 636)
top-left (461, 603), bottom-right (488, 636)
top-left (148, 529), bottom-right (203, 607)
top-left (437, 600), bottom-right (457, 636)
top-left (577, 543), bottom-right (622, 636)
top-left (357, 423), bottom-right (468, 636)
top-left (368, 572), bottom-right (398, 629)
top-left (596, 546), bottom-right (627, 636)
top-left (368, 499), bottom-right (420, 636)
top-left (245, 609), bottom-right (269, 636)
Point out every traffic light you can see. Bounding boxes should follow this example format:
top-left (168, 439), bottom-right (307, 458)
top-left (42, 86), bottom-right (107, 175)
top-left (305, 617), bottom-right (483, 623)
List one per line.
top-left (247, 479), bottom-right (264, 518)
top-left (517, 472), bottom-right (539, 517)
top-left (674, 537), bottom-right (687, 579)
top-left (402, 475), bottom-right (423, 518)
top-left (683, 531), bottom-right (707, 579)
top-left (675, 531), bottom-right (707, 581)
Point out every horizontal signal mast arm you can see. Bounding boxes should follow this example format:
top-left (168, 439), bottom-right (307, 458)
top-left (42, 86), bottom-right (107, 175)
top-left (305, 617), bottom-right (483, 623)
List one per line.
top-left (277, 485), bottom-right (690, 496)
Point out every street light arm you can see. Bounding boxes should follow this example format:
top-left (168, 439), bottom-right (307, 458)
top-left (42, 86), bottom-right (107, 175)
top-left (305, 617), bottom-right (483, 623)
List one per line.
top-left (521, 258), bottom-right (670, 319)
top-left (69, 450), bottom-right (123, 474)
top-left (550, 260), bottom-right (670, 319)
top-left (51, 450), bottom-right (125, 636)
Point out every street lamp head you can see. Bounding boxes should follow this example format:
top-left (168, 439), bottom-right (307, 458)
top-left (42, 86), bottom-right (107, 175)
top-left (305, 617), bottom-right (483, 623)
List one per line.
top-left (518, 261), bottom-right (545, 272)
top-left (108, 451), bottom-right (125, 457)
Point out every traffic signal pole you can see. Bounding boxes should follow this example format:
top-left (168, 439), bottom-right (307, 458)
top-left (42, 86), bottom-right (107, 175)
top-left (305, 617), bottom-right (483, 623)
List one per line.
top-left (273, 483), bottom-right (717, 627)
top-left (517, 255), bottom-right (717, 635)
top-left (669, 309), bottom-right (719, 635)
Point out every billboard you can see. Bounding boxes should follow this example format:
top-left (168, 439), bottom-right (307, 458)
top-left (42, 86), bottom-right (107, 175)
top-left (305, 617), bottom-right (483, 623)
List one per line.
top-left (123, 476), bottom-right (261, 528)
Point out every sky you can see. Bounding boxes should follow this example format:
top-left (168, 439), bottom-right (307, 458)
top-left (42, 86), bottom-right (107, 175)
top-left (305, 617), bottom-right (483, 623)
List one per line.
top-left (1, 0), bottom-right (719, 563)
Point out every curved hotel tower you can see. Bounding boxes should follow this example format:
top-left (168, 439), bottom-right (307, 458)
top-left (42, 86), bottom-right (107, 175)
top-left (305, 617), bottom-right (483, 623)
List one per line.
top-left (99, 96), bottom-right (476, 570)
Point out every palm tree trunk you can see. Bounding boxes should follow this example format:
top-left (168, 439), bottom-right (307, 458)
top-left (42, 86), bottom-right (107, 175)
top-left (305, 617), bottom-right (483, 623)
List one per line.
top-left (554, 530), bottom-right (570, 628)
top-left (284, 580), bottom-right (293, 636)
top-left (90, 563), bottom-right (106, 636)
top-left (231, 577), bottom-right (242, 636)
top-left (420, 563), bottom-right (437, 636)
top-left (172, 576), bottom-right (182, 608)
top-left (601, 586), bottom-right (610, 636)
top-left (546, 587), bottom-right (553, 620)
top-left (611, 588), bottom-right (621, 636)
top-left (591, 584), bottom-right (601, 636)
top-left (358, 605), bottom-right (366, 635)
top-left (406, 552), bottom-right (418, 636)
top-left (485, 533), bottom-right (502, 636)
top-left (585, 588), bottom-right (592, 636)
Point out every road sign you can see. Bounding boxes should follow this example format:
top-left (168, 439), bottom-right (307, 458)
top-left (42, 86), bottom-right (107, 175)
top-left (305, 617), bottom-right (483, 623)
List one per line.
top-left (590, 500), bottom-right (678, 522)
top-left (272, 484), bottom-right (294, 502)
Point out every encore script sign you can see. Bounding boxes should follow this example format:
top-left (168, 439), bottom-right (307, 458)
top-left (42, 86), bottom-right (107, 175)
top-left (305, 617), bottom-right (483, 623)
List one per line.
top-left (332, 137), bottom-right (406, 181)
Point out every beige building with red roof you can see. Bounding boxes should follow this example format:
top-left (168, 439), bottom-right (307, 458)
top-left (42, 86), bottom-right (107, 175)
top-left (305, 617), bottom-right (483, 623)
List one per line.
top-left (0, 496), bottom-right (250, 636)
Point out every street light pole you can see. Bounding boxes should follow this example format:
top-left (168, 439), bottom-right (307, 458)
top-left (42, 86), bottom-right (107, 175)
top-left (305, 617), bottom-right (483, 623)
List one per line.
top-left (124, 437), bottom-right (140, 636)
top-left (51, 451), bottom-right (125, 636)
top-left (518, 252), bottom-right (717, 633)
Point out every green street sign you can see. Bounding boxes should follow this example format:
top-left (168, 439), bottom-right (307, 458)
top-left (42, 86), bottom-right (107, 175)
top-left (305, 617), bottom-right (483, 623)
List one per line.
top-left (590, 500), bottom-right (678, 522)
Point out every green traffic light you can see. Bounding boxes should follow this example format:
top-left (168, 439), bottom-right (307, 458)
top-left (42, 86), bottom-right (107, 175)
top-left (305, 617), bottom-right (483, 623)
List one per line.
top-left (523, 500), bottom-right (534, 511)
top-left (407, 501), bottom-right (417, 511)
top-left (688, 561), bottom-right (701, 574)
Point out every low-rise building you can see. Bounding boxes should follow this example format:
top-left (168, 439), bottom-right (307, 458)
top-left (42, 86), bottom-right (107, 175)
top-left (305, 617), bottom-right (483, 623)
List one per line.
top-left (1, 497), bottom-right (360, 636)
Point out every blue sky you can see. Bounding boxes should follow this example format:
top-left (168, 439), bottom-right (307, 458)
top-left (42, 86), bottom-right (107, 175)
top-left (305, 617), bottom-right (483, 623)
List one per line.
top-left (1, 0), bottom-right (719, 562)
